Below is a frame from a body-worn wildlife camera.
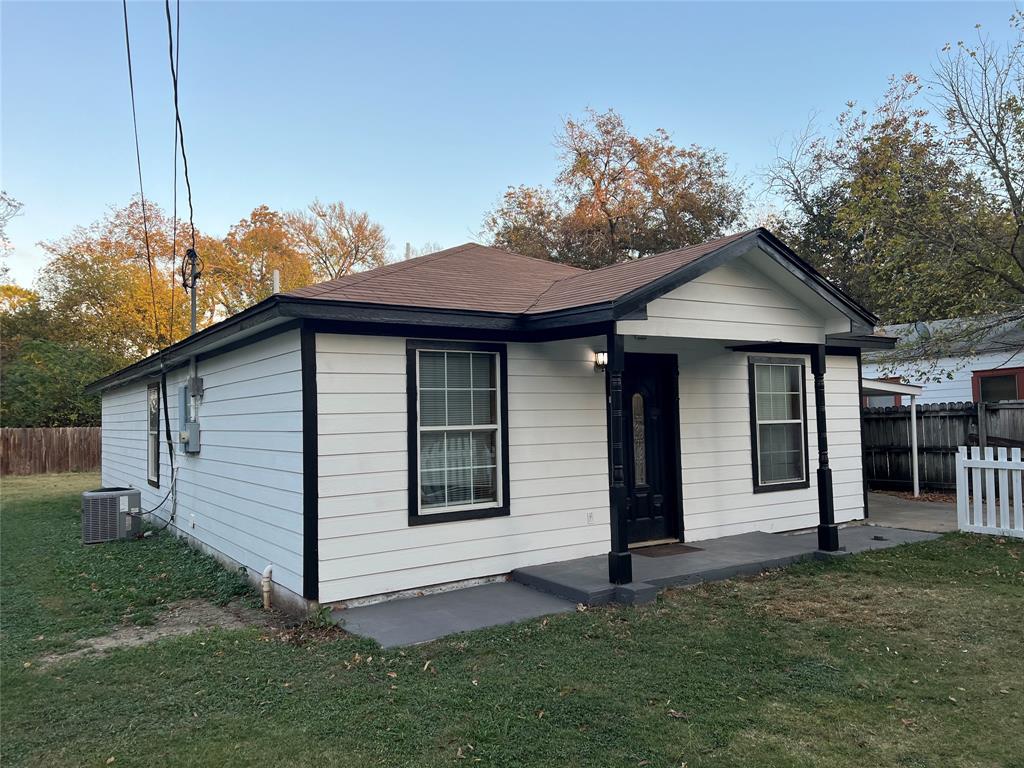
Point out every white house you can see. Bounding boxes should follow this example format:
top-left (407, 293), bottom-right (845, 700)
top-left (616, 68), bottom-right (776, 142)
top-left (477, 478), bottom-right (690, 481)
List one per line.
top-left (88, 229), bottom-right (892, 610)
top-left (862, 318), bottom-right (1024, 406)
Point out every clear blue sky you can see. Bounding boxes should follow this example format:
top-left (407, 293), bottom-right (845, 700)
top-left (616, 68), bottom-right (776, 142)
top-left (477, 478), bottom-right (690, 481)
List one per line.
top-left (1, 1), bottom-right (1016, 286)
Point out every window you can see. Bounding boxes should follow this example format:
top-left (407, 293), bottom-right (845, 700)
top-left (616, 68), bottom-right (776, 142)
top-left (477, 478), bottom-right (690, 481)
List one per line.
top-left (972, 367), bottom-right (1023, 403)
top-left (632, 392), bottom-right (647, 486)
top-left (147, 383), bottom-right (160, 487)
top-left (748, 357), bottom-right (809, 493)
top-left (407, 341), bottom-right (510, 524)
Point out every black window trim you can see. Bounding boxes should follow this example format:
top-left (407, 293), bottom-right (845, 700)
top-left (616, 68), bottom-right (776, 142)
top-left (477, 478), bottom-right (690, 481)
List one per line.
top-left (406, 339), bottom-right (511, 525)
top-left (747, 355), bottom-right (811, 494)
top-left (147, 382), bottom-right (160, 488)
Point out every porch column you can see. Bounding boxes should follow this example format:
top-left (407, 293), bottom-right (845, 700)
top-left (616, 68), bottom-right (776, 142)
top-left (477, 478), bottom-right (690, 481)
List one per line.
top-left (606, 330), bottom-right (632, 584)
top-left (812, 346), bottom-right (840, 551)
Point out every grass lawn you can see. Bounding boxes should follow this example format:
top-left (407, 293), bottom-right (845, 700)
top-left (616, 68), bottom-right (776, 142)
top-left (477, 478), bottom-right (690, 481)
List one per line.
top-left (3, 474), bottom-right (1023, 767)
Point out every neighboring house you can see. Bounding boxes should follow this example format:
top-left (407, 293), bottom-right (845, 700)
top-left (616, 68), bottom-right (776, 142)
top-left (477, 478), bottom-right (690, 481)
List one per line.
top-left (862, 318), bottom-right (1024, 406)
top-left (87, 228), bottom-right (891, 610)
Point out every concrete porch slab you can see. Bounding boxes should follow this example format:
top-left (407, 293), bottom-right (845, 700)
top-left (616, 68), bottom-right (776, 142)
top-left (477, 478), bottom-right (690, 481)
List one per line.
top-left (333, 581), bottom-right (574, 648)
top-left (333, 527), bottom-right (941, 647)
top-left (513, 527), bottom-right (940, 605)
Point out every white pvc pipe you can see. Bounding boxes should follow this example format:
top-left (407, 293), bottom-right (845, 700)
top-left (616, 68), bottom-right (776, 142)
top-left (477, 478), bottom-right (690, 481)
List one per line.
top-left (910, 394), bottom-right (919, 497)
top-left (261, 565), bottom-right (273, 610)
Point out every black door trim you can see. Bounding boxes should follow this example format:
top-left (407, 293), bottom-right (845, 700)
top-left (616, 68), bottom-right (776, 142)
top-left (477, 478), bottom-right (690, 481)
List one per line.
top-left (623, 352), bottom-right (683, 543)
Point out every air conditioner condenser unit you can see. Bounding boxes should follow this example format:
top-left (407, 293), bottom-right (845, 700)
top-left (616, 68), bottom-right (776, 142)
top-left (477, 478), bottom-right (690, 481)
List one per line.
top-left (81, 487), bottom-right (142, 544)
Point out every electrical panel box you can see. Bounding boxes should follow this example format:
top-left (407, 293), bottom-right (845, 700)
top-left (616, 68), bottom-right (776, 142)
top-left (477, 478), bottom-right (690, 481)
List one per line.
top-left (177, 384), bottom-right (201, 454)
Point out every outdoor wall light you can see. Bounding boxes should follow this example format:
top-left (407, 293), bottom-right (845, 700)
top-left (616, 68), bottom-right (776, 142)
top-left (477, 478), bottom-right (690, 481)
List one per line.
top-left (594, 351), bottom-right (608, 371)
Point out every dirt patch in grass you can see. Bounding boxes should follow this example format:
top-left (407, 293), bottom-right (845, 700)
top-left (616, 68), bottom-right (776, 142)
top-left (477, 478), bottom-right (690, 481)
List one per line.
top-left (880, 489), bottom-right (956, 504)
top-left (270, 622), bottom-right (348, 646)
top-left (745, 578), bottom-right (957, 631)
top-left (35, 598), bottom-right (268, 666)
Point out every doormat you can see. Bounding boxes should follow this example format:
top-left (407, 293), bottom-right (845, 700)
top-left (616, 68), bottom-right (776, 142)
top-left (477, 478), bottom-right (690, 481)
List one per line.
top-left (634, 542), bottom-right (704, 558)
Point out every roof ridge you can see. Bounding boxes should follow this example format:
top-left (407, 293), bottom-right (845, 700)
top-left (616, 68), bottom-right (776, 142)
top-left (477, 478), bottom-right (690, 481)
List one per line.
top-left (476, 243), bottom-right (585, 273)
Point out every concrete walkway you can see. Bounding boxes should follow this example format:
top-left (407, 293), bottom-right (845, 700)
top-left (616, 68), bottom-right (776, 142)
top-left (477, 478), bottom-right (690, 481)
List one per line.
top-left (334, 582), bottom-right (574, 648)
top-left (867, 491), bottom-right (957, 533)
top-left (336, 526), bottom-right (939, 647)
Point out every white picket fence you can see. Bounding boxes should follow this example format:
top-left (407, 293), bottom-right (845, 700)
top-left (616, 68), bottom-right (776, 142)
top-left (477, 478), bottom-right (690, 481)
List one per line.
top-left (955, 446), bottom-right (1024, 539)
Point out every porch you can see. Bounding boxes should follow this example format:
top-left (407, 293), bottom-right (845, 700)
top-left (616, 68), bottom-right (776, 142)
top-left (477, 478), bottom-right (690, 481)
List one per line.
top-left (337, 525), bottom-right (938, 647)
top-left (513, 525), bottom-right (937, 605)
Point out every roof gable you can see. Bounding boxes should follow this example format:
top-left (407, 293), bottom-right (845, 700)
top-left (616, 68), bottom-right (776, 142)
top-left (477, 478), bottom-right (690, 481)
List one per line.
top-left (524, 230), bottom-right (754, 314)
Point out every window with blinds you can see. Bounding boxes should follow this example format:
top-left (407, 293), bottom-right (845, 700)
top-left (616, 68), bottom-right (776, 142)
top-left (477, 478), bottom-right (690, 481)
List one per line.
top-left (416, 349), bottom-right (501, 514)
top-left (749, 358), bottom-right (808, 491)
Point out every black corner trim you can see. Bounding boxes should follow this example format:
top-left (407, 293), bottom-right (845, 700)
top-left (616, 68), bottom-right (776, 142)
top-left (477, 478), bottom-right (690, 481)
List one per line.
top-left (747, 355), bottom-right (812, 494)
top-left (406, 339), bottom-right (511, 526)
top-left (300, 324), bottom-right (319, 601)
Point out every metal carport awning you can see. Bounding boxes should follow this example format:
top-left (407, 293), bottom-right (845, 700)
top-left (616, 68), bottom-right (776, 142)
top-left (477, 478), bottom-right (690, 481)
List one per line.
top-left (862, 377), bottom-right (925, 496)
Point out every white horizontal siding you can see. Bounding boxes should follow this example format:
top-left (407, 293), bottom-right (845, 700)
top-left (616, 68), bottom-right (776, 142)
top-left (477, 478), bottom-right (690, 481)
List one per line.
top-left (863, 348), bottom-right (1024, 405)
top-left (617, 255), bottom-right (831, 343)
top-left (316, 333), bottom-right (609, 603)
top-left (626, 338), bottom-right (864, 540)
top-left (100, 329), bottom-right (304, 595)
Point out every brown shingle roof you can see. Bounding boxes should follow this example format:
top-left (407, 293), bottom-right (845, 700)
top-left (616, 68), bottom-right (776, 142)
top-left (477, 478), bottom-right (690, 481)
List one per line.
top-left (285, 231), bottom-right (760, 316)
top-left (525, 229), bottom-right (756, 314)
top-left (285, 243), bottom-right (583, 314)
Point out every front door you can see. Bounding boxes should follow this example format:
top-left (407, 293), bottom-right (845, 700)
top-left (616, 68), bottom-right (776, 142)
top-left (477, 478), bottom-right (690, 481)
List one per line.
top-left (623, 353), bottom-right (680, 544)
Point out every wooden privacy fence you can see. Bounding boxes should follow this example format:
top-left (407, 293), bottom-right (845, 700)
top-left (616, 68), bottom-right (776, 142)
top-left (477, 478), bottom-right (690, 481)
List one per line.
top-left (0, 427), bottom-right (101, 475)
top-left (956, 446), bottom-right (1024, 538)
top-left (863, 401), bottom-right (1024, 492)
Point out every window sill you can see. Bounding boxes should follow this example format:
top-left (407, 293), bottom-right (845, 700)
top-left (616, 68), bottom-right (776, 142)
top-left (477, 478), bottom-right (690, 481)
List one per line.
top-left (147, 478), bottom-right (160, 489)
top-left (752, 479), bottom-right (810, 494)
top-left (409, 505), bottom-right (510, 526)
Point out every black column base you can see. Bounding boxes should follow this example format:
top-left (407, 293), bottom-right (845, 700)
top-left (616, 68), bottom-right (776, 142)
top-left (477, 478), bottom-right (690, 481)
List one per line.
top-left (817, 523), bottom-right (840, 552)
top-left (608, 551), bottom-right (633, 584)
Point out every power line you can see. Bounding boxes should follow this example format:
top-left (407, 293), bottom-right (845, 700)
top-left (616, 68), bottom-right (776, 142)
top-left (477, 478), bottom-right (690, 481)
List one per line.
top-left (164, 0), bottom-right (196, 254)
top-left (120, 0), bottom-right (160, 345)
top-left (122, 0), bottom-right (178, 532)
top-left (163, 0), bottom-right (202, 336)
top-left (167, 0), bottom-right (180, 341)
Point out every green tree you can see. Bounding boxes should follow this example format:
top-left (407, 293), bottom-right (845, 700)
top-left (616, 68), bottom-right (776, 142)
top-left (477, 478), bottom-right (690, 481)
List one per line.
top-left (766, 75), bottom-right (1019, 326)
top-left (0, 339), bottom-right (115, 427)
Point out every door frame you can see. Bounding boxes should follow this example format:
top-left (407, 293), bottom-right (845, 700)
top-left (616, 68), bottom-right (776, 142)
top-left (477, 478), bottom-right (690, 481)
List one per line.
top-left (622, 352), bottom-right (685, 543)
